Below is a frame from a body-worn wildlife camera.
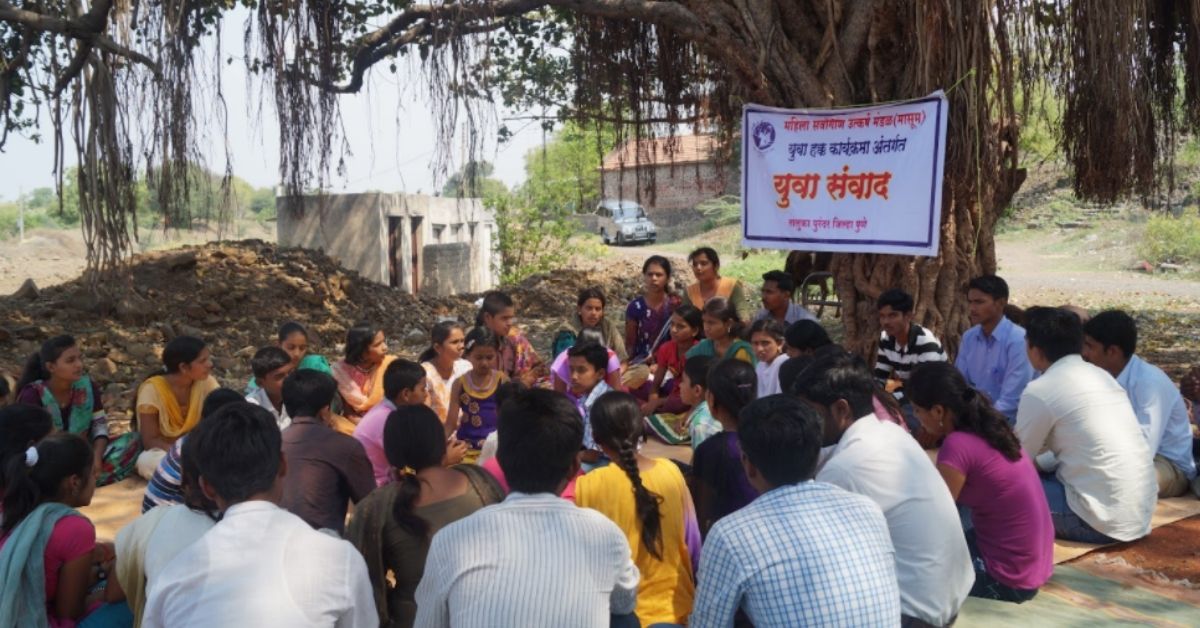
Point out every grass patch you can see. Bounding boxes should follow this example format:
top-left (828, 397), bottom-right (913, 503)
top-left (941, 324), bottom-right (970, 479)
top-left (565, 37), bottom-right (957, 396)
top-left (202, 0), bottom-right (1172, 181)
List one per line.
top-left (1139, 214), bottom-right (1200, 266)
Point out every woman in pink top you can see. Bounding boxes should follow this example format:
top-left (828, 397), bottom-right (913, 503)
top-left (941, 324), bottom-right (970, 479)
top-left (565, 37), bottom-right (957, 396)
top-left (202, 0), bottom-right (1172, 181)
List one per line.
top-left (908, 362), bottom-right (1054, 603)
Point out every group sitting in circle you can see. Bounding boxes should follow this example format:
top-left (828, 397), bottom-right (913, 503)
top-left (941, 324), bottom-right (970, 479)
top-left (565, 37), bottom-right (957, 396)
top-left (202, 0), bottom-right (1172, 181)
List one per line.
top-left (0, 247), bottom-right (1195, 628)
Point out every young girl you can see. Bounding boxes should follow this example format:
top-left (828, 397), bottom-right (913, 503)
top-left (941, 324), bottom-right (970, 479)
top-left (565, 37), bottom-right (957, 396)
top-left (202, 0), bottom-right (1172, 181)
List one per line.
top-left (331, 321), bottom-right (397, 425)
top-left (17, 335), bottom-right (142, 486)
top-left (558, 287), bottom-right (628, 362)
top-left (0, 433), bottom-right (119, 627)
top-left (642, 305), bottom-right (702, 417)
top-left (685, 298), bottom-right (756, 365)
top-left (908, 363), bottom-right (1053, 603)
top-left (749, 319), bottom-right (789, 397)
top-left (625, 256), bottom-right (680, 363)
top-left (347, 405), bottom-right (504, 627)
top-left (418, 321), bottom-right (472, 424)
top-left (476, 291), bottom-right (545, 387)
top-left (135, 336), bottom-right (220, 480)
top-left (690, 358), bottom-right (759, 538)
top-left (574, 392), bottom-right (700, 626)
top-left (249, 322), bottom-right (333, 392)
top-left (446, 327), bottom-right (508, 462)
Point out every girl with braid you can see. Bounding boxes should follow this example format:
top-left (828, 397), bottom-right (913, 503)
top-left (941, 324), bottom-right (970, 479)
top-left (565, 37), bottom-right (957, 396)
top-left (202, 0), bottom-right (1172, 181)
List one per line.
top-left (575, 392), bottom-right (700, 626)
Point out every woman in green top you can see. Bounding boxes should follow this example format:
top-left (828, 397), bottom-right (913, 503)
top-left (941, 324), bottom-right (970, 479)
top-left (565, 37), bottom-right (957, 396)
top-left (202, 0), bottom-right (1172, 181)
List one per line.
top-left (686, 297), bottom-right (756, 366)
top-left (16, 335), bottom-right (141, 485)
top-left (247, 321), bottom-right (333, 389)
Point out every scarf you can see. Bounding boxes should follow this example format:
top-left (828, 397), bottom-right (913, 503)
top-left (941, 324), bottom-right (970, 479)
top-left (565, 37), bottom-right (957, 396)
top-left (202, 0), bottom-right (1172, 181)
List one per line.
top-left (686, 276), bottom-right (737, 308)
top-left (143, 375), bottom-right (218, 438)
top-left (0, 502), bottom-right (82, 628)
top-left (31, 376), bottom-right (94, 435)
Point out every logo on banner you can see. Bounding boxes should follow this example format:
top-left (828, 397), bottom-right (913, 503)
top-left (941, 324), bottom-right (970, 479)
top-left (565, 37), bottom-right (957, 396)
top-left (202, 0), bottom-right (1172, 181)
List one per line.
top-left (751, 121), bottom-right (776, 151)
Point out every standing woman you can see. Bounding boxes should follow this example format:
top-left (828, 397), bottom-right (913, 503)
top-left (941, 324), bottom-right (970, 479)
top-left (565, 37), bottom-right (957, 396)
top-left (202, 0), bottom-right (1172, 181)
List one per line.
top-left (685, 247), bottom-right (747, 310)
top-left (625, 256), bottom-right (681, 363)
top-left (908, 362), bottom-right (1054, 603)
top-left (331, 321), bottom-right (397, 425)
top-left (0, 433), bottom-right (126, 627)
top-left (134, 335), bottom-right (219, 481)
top-left (575, 392), bottom-right (700, 626)
top-left (17, 336), bottom-right (141, 485)
top-left (347, 405), bottom-right (504, 628)
top-left (418, 321), bottom-right (472, 425)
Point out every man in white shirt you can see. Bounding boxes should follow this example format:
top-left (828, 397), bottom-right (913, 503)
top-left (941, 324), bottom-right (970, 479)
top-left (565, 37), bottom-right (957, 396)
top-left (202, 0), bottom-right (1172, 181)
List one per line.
top-left (142, 402), bottom-right (377, 628)
top-left (793, 350), bottom-right (972, 627)
top-left (245, 346), bottom-right (294, 430)
top-left (1016, 307), bottom-right (1156, 544)
top-left (415, 388), bottom-right (639, 628)
top-left (1082, 310), bottom-right (1196, 498)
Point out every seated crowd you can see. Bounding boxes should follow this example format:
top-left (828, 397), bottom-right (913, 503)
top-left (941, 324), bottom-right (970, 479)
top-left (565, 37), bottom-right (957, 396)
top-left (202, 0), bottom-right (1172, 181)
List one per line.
top-left (0, 248), bottom-right (1198, 628)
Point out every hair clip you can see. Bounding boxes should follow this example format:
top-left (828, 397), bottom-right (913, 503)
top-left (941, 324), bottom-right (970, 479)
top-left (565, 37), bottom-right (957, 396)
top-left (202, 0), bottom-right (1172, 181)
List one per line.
top-left (24, 445), bottom-right (38, 468)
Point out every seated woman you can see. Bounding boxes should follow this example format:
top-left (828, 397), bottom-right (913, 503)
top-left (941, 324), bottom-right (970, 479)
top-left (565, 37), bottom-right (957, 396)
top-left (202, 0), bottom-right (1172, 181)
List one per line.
top-left (347, 405), bottom-right (504, 628)
top-left (418, 321), bottom-right (472, 425)
top-left (476, 291), bottom-right (546, 387)
top-left (685, 247), bottom-right (747, 310)
top-left (15, 335), bottom-right (141, 486)
top-left (908, 362), bottom-right (1054, 603)
top-left (134, 336), bottom-right (219, 481)
top-left (331, 321), bottom-right (397, 428)
top-left (625, 256), bottom-right (680, 364)
top-left (0, 432), bottom-right (129, 627)
top-left (685, 298), bottom-right (755, 366)
top-left (575, 392), bottom-right (700, 626)
top-left (113, 435), bottom-right (218, 626)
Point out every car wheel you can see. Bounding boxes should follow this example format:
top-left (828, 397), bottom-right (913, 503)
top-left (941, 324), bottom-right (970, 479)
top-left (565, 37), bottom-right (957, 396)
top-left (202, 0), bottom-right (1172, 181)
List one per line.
top-left (616, 233), bottom-right (625, 246)
top-left (600, 229), bottom-right (609, 245)
top-left (648, 238), bottom-right (656, 245)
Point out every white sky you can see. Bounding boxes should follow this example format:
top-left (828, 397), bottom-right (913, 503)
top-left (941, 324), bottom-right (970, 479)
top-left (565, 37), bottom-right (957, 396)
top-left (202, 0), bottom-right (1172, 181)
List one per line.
top-left (0, 10), bottom-right (550, 201)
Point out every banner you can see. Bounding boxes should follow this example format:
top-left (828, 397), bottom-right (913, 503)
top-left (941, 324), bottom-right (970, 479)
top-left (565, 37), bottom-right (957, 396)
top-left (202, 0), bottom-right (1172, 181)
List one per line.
top-left (741, 92), bottom-right (948, 256)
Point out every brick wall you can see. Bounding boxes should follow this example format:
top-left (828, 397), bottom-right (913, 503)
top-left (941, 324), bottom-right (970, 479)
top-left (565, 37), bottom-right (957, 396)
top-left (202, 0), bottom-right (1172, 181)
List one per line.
top-left (600, 161), bottom-right (734, 213)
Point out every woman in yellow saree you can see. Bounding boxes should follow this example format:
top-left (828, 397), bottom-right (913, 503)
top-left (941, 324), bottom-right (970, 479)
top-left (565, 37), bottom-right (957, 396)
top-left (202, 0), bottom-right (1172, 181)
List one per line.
top-left (134, 336), bottom-right (219, 479)
top-left (331, 321), bottom-right (397, 432)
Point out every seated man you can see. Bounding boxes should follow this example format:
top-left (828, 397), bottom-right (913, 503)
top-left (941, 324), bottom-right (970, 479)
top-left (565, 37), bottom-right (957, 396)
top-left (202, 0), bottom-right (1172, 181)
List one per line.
top-left (142, 402), bottom-right (376, 627)
top-left (280, 370), bottom-right (374, 534)
top-left (1016, 307), bottom-right (1156, 543)
top-left (794, 351), bottom-right (972, 627)
top-left (753, 270), bottom-right (816, 325)
top-left (873, 288), bottom-right (947, 400)
top-left (415, 388), bottom-right (639, 628)
top-left (1082, 310), bottom-right (1196, 498)
top-left (954, 275), bottom-right (1033, 422)
top-left (691, 395), bottom-right (899, 627)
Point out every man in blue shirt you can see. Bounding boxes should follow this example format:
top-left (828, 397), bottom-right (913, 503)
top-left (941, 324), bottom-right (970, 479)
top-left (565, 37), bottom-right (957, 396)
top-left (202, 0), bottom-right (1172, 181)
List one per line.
top-left (691, 395), bottom-right (900, 627)
top-left (1082, 310), bottom-right (1197, 498)
top-left (954, 275), bottom-right (1033, 422)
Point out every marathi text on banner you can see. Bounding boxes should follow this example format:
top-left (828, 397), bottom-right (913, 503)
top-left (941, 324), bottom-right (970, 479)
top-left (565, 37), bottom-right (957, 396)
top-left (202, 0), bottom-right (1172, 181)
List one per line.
top-left (741, 92), bottom-right (948, 256)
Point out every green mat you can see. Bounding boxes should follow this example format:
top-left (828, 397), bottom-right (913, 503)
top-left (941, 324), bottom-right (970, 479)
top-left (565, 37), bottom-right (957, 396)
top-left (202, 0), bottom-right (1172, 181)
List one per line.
top-left (957, 565), bottom-right (1197, 627)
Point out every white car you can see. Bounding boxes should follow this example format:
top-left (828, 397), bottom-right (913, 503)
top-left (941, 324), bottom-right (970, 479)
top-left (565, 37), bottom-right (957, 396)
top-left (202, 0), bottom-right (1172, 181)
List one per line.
top-left (597, 199), bottom-right (657, 245)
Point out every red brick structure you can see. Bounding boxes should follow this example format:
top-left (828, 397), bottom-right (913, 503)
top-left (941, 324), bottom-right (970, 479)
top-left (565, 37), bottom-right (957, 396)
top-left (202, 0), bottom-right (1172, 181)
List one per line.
top-left (599, 134), bottom-right (736, 214)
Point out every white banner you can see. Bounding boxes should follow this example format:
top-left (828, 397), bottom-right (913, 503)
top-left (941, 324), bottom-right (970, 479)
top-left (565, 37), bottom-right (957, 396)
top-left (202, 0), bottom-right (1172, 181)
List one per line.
top-left (741, 92), bottom-right (948, 256)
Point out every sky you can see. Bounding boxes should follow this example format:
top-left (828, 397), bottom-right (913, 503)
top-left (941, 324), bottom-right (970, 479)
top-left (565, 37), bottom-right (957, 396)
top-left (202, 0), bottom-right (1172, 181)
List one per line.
top-left (0, 10), bottom-right (550, 200)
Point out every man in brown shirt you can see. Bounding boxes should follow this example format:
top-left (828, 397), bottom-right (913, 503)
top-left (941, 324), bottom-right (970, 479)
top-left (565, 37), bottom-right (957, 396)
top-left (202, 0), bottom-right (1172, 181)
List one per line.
top-left (280, 369), bottom-right (375, 534)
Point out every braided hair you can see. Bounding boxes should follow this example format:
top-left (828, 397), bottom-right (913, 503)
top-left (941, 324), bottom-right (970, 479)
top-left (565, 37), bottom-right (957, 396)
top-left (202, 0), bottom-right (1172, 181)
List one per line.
top-left (589, 391), bottom-right (664, 560)
top-left (383, 405), bottom-right (449, 537)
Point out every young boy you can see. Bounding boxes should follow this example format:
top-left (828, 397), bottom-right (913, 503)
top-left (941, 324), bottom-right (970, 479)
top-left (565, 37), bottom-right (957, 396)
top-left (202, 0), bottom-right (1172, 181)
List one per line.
top-left (566, 342), bottom-right (612, 466)
top-left (681, 355), bottom-right (721, 450)
top-left (246, 346), bottom-right (295, 430)
top-left (354, 359), bottom-right (464, 485)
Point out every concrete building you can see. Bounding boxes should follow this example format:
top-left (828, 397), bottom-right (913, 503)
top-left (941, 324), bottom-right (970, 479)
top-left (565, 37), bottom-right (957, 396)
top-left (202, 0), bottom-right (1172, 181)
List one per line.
top-left (276, 192), bottom-right (497, 296)
top-left (599, 134), bottom-right (737, 214)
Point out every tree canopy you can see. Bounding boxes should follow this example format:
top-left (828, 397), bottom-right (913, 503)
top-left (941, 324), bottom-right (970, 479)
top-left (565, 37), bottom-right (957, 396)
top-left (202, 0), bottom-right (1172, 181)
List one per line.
top-left (3, 0), bottom-right (1199, 344)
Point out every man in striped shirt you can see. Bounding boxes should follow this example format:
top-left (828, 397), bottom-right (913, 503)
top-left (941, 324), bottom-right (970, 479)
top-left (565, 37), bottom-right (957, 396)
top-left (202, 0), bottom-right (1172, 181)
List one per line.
top-left (873, 288), bottom-right (947, 398)
top-left (415, 388), bottom-right (640, 628)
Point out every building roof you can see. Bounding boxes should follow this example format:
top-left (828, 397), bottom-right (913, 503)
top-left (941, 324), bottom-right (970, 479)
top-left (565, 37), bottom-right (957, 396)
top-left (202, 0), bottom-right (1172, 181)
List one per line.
top-left (600, 134), bottom-right (721, 171)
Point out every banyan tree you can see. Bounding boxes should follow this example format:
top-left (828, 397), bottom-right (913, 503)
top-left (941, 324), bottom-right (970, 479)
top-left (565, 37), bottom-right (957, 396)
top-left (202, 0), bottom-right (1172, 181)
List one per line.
top-left (2, 0), bottom-right (1199, 352)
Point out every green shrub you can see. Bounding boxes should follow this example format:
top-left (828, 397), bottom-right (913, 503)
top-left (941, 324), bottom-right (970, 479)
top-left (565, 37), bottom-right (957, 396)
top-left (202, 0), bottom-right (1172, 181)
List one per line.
top-left (1139, 214), bottom-right (1200, 265)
